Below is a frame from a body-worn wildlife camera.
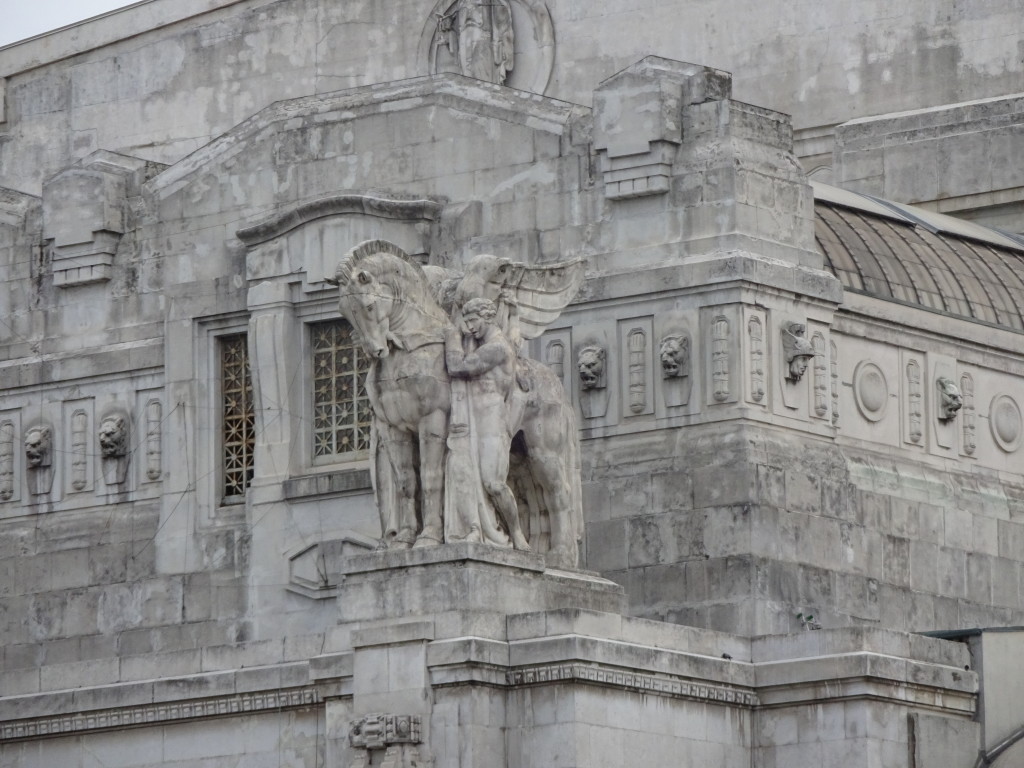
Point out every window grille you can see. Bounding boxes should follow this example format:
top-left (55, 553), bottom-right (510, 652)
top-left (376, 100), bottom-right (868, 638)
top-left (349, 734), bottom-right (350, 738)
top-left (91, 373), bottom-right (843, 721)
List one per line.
top-left (312, 320), bottom-right (372, 458)
top-left (221, 333), bottom-right (254, 499)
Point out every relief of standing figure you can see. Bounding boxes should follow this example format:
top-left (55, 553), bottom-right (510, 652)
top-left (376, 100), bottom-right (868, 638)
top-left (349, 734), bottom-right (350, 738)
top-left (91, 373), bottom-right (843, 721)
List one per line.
top-left (437, 0), bottom-right (515, 84)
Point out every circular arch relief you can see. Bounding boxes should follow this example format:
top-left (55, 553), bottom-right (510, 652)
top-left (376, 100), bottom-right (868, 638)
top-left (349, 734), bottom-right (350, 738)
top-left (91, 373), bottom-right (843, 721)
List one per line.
top-left (853, 360), bottom-right (888, 422)
top-left (989, 394), bottom-right (1022, 453)
top-left (418, 0), bottom-right (555, 95)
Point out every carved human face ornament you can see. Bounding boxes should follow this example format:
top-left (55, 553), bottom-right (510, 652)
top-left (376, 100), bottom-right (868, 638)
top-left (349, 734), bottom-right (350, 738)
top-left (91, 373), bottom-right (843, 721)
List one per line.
top-left (98, 415), bottom-right (128, 458)
top-left (659, 335), bottom-right (688, 378)
top-left (577, 346), bottom-right (606, 390)
top-left (781, 322), bottom-right (815, 382)
top-left (937, 376), bottom-right (963, 420)
top-left (24, 426), bottom-right (52, 468)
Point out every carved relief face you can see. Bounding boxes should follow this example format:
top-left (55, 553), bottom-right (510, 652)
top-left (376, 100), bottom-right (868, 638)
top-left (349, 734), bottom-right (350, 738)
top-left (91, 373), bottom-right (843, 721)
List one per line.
top-left (782, 322), bottom-right (815, 382)
top-left (98, 415), bottom-right (128, 458)
top-left (937, 377), bottom-right (964, 420)
top-left (659, 336), bottom-right (688, 378)
top-left (789, 354), bottom-right (812, 380)
top-left (577, 347), bottom-right (606, 390)
top-left (24, 426), bottom-right (51, 468)
top-left (338, 269), bottom-right (394, 359)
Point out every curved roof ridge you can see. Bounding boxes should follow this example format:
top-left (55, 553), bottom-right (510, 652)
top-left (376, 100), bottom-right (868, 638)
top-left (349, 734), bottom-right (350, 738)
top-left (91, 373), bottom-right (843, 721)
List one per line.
top-left (813, 182), bottom-right (1024, 331)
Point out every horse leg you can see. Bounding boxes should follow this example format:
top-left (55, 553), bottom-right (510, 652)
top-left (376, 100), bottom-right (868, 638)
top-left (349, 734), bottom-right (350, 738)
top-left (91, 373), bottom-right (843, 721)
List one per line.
top-left (522, 406), bottom-right (579, 569)
top-left (414, 409), bottom-right (447, 547)
top-left (380, 425), bottom-right (418, 549)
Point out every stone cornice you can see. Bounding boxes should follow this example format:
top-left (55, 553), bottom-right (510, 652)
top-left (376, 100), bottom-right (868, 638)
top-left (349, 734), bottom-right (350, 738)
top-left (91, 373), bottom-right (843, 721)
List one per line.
top-left (505, 662), bottom-right (760, 707)
top-left (236, 194), bottom-right (444, 248)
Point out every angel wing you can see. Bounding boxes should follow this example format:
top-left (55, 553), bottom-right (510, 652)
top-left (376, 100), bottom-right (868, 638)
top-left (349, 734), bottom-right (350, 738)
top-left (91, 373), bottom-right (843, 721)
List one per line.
top-left (444, 254), bottom-right (585, 339)
top-left (498, 258), bottom-right (585, 339)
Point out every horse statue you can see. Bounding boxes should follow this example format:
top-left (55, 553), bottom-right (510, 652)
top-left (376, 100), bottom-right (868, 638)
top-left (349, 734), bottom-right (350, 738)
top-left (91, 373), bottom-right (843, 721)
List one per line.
top-left (331, 239), bottom-right (584, 569)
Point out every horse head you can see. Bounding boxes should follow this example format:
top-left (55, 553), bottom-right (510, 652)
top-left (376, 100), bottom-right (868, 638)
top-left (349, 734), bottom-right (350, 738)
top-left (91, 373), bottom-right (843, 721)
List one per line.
top-left (332, 240), bottom-right (449, 358)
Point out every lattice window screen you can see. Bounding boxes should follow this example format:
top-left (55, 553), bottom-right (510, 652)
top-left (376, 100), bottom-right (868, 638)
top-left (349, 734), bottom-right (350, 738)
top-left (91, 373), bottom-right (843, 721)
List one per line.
top-left (221, 333), bottom-right (254, 499)
top-left (312, 320), bottom-right (371, 458)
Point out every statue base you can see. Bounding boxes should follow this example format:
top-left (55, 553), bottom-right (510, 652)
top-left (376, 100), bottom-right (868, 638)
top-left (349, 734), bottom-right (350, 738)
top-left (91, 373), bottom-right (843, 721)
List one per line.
top-left (333, 542), bottom-right (625, 623)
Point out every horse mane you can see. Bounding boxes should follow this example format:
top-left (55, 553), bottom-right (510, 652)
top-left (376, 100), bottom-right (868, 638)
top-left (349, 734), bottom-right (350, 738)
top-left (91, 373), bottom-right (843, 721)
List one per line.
top-left (336, 239), bottom-right (450, 328)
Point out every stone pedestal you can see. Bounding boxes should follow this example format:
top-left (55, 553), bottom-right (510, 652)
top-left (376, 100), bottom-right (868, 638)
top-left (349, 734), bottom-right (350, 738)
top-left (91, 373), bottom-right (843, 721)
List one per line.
top-left (333, 542), bottom-right (625, 623)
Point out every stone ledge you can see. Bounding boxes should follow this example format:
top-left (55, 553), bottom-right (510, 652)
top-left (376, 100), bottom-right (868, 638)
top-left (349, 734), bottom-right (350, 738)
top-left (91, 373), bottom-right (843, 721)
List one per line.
top-left (283, 468), bottom-right (372, 500)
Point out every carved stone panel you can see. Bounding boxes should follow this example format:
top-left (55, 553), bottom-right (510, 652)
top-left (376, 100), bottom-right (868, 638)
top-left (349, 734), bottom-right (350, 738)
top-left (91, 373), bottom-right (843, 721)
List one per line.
top-left (746, 314), bottom-right (766, 406)
top-left (63, 400), bottom-right (94, 495)
top-left (905, 357), bottom-right (924, 445)
top-left (348, 713), bottom-right (426, 768)
top-left (990, 394), bottom-right (1022, 453)
top-left (703, 307), bottom-right (739, 406)
top-left (960, 373), bottom-right (976, 456)
top-left (830, 340), bottom-right (839, 426)
top-left (0, 417), bottom-right (17, 504)
top-left (853, 361), bottom-right (888, 423)
top-left (620, 319), bottom-right (654, 417)
top-left (812, 332), bottom-right (828, 420)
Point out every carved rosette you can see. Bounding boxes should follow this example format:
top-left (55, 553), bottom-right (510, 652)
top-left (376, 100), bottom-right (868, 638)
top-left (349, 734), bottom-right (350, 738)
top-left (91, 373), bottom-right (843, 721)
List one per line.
top-left (829, 341), bottom-right (839, 425)
top-left (747, 317), bottom-right (764, 403)
top-left (812, 333), bottom-right (828, 418)
top-left (907, 360), bottom-right (922, 444)
top-left (712, 316), bottom-right (730, 402)
top-left (627, 329), bottom-right (647, 414)
top-left (0, 421), bottom-right (13, 501)
top-left (960, 374), bottom-right (976, 455)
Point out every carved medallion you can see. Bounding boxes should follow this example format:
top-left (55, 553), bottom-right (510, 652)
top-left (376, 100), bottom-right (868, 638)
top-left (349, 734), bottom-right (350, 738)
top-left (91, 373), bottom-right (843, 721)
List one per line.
top-left (422, 0), bottom-right (555, 93)
top-left (853, 361), bottom-right (888, 422)
top-left (990, 394), bottom-right (1022, 453)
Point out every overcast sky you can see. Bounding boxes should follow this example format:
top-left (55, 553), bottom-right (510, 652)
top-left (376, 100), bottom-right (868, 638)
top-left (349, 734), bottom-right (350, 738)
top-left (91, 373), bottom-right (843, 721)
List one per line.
top-left (0, 0), bottom-right (141, 48)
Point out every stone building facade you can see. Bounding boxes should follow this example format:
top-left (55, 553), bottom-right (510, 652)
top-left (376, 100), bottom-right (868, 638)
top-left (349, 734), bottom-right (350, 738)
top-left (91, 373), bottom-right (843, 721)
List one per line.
top-left (2, 1), bottom-right (1024, 766)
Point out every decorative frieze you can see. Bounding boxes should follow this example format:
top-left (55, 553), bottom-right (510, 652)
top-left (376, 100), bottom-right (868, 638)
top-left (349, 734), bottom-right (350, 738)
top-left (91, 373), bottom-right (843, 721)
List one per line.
top-left (506, 663), bottom-right (758, 707)
top-left (0, 686), bottom-right (321, 741)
